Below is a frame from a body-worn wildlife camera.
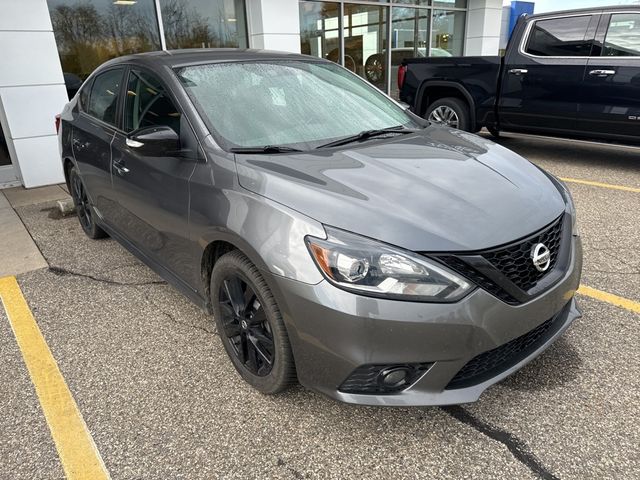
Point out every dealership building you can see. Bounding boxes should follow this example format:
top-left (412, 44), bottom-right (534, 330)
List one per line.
top-left (0, 0), bottom-right (504, 189)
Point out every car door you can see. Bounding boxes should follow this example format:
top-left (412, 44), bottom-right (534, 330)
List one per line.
top-left (579, 12), bottom-right (640, 139)
top-left (72, 68), bottom-right (124, 221)
top-left (498, 14), bottom-right (599, 132)
top-left (110, 67), bottom-right (201, 283)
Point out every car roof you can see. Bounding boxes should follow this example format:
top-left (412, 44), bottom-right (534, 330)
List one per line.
top-left (98, 48), bottom-right (323, 71)
top-left (527, 5), bottom-right (638, 20)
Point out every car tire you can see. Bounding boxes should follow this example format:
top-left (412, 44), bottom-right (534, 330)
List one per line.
top-left (69, 166), bottom-right (107, 239)
top-left (211, 250), bottom-right (297, 394)
top-left (425, 97), bottom-right (471, 131)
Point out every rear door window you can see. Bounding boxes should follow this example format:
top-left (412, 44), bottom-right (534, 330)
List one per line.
top-left (525, 15), bottom-right (593, 57)
top-left (123, 69), bottom-right (181, 135)
top-left (87, 68), bottom-right (124, 126)
top-left (603, 13), bottom-right (640, 56)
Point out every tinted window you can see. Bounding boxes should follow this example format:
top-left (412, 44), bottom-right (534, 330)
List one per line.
top-left (124, 70), bottom-right (181, 135)
top-left (87, 69), bottom-right (123, 126)
top-left (78, 79), bottom-right (92, 111)
top-left (603, 13), bottom-right (640, 56)
top-left (526, 16), bottom-right (593, 57)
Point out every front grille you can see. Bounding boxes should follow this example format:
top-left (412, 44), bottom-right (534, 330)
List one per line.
top-left (446, 313), bottom-right (562, 390)
top-left (432, 215), bottom-right (566, 304)
top-left (482, 216), bottom-right (563, 291)
top-left (435, 255), bottom-right (519, 305)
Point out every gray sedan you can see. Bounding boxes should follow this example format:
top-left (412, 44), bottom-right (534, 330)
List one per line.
top-left (57, 49), bottom-right (582, 406)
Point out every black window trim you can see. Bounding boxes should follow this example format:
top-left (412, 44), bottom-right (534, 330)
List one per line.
top-left (519, 12), bottom-right (599, 59)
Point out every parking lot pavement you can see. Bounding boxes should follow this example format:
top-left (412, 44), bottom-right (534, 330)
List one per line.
top-left (1, 135), bottom-right (638, 479)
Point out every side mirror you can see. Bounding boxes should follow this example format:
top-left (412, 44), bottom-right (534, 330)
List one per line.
top-left (126, 125), bottom-right (179, 156)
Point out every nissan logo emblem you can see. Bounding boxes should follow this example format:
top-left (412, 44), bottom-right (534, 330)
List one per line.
top-left (531, 243), bottom-right (551, 272)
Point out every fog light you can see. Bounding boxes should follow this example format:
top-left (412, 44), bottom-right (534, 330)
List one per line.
top-left (379, 367), bottom-right (410, 388)
top-left (339, 362), bottom-right (433, 394)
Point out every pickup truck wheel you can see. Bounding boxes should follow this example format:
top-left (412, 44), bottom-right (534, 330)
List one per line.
top-left (425, 97), bottom-right (470, 131)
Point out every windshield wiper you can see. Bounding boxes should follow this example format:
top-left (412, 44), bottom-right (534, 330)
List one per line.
top-left (230, 145), bottom-right (304, 154)
top-left (315, 126), bottom-right (419, 149)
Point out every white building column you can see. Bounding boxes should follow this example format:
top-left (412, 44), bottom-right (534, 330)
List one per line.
top-left (245, 0), bottom-right (301, 53)
top-left (465, 0), bottom-right (504, 56)
top-left (0, 0), bottom-right (67, 188)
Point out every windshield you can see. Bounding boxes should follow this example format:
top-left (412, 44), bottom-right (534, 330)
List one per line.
top-left (175, 61), bottom-right (418, 149)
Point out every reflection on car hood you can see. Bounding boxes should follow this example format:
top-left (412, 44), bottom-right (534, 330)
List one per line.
top-left (235, 127), bottom-right (566, 252)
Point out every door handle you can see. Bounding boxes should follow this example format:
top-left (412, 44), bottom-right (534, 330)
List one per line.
top-left (509, 68), bottom-right (528, 76)
top-left (113, 162), bottom-right (130, 175)
top-left (589, 69), bottom-right (616, 77)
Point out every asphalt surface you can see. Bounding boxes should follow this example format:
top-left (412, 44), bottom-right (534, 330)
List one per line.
top-left (1, 133), bottom-right (638, 479)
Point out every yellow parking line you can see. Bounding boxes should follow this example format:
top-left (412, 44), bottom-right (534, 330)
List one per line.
top-left (560, 177), bottom-right (640, 193)
top-left (0, 276), bottom-right (110, 480)
top-left (578, 285), bottom-right (640, 314)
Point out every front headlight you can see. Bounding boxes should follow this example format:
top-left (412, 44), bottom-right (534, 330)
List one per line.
top-left (305, 227), bottom-right (473, 302)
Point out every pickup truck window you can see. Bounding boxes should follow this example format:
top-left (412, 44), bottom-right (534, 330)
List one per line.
top-left (525, 15), bottom-right (593, 57)
top-left (603, 13), bottom-right (640, 57)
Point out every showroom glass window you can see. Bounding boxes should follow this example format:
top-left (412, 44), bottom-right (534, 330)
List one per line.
top-left (298, 1), bottom-right (467, 95)
top-left (431, 9), bottom-right (465, 56)
top-left (390, 7), bottom-right (430, 99)
top-left (300, 1), bottom-right (341, 64)
top-left (525, 16), bottom-right (593, 57)
top-left (344, 3), bottom-right (388, 91)
top-left (603, 13), bottom-right (640, 56)
top-left (159, 0), bottom-right (248, 49)
top-left (47, 0), bottom-right (161, 81)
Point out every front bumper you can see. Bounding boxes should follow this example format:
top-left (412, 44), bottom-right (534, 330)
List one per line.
top-left (268, 235), bottom-right (582, 406)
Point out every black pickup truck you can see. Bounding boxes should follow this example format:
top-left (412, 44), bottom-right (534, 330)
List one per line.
top-left (398, 6), bottom-right (640, 144)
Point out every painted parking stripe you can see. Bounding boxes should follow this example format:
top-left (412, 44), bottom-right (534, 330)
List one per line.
top-left (560, 177), bottom-right (640, 193)
top-left (578, 285), bottom-right (640, 315)
top-left (0, 276), bottom-right (110, 480)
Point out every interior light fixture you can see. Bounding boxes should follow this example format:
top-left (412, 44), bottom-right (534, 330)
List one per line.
top-left (113, 0), bottom-right (137, 5)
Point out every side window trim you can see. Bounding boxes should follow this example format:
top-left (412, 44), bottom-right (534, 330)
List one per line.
top-left (519, 13), bottom-right (598, 59)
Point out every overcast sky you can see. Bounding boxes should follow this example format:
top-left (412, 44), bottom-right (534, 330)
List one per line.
top-left (503, 0), bottom-right (640, 13)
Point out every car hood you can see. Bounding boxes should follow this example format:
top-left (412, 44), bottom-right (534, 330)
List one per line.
top-left (235, 127), bottom-right (566, 252)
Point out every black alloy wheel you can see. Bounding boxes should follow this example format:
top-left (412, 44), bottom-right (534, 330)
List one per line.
top-left (69, 166), bottom-right (107, 239)
top-left (218, 274), bottom-right (274, 377)
top-left (211, 251), bottom-right (296, 393)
